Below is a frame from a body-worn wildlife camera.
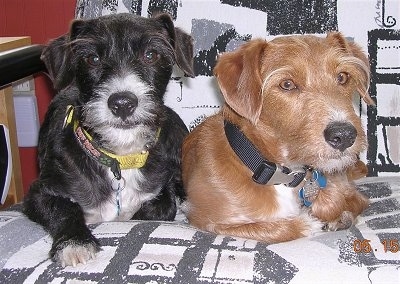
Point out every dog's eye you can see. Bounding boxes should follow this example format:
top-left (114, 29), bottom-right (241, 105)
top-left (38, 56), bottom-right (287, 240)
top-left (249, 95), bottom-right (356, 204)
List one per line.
top-left (143, 50), bottom-right (160, 64)
top-left (85, 55), bottom-right (100, 66)
top-left (337, 72), bottom-right (349, 85)
top-left (279, 79), bottom-right (297, 91)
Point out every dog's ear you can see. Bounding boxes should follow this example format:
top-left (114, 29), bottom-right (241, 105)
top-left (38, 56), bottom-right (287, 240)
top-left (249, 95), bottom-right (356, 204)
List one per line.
top-left (326, 32), bottom-right (375, 106)
top-left (40, 34), bottom-right (75, 92)
top-left (214, 39), bottom-right (267, 124)
top-left (69, 19), bottom-right (88, 40)
top-left (154, 13), bottom-right (195, 78)
top-left (173, 27), bottom-right (195, 77)
top-left (40, 19), bottom-right (90, 92)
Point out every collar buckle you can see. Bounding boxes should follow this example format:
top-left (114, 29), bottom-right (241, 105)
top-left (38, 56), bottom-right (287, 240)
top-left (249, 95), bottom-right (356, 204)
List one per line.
top-left (253, 161), bottom-right (303, 186)
top-left (252, 161), bottom-right (276, 184)
top-left (224, 120), bottom-right (307, 187)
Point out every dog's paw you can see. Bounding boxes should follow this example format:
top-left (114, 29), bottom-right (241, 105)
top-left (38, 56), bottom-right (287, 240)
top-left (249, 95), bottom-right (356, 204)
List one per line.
top-left (300, 211), bottom-right (325, 237)
top-left (52, 239), bottom-right (101, 267)
top-left (180, 201), bottom-right (191, 215)
top-left (323, 211), bottom-right (355, 231)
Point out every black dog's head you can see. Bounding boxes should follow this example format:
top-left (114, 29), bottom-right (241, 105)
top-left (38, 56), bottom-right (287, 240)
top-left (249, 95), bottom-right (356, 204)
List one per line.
top-left (41, 13), bottom-right (194, 153)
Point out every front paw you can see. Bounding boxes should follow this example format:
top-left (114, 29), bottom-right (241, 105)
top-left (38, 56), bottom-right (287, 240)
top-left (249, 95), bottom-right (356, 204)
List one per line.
top-left (51, 237), bottom-right (101, 267)
top-left (298, 210), bottom-right (326, 237)
top-left (323, 211), bottom-right (354, 231)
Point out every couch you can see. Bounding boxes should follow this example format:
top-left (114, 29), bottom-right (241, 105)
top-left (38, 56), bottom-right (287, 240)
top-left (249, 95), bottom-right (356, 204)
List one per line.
top-left (0, 178), bottom-right (399, 283)
top-left (1, 1), bottom-right (399, 283)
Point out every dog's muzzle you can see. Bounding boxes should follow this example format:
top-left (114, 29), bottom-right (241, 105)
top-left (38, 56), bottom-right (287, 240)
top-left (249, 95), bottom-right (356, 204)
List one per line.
top-left (324, 122), bottom-right (357, 152)
top-left (108, 91), bottom-right (138, 121)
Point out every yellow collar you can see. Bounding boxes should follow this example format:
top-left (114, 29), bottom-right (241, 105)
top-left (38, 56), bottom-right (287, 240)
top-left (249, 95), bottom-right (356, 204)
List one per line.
top-left (64, 105), bottom-right (160, 177)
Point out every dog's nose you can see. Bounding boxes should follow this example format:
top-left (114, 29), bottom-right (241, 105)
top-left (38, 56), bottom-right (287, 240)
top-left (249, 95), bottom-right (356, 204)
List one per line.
top-left (324, 122), bottom-right (357, 152)
top-left (108, 92), bottom-right (138, 120)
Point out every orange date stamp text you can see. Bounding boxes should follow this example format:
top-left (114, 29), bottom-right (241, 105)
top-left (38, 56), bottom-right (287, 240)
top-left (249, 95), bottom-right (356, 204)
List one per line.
top-left (353, 239), bottom-right (399, 253)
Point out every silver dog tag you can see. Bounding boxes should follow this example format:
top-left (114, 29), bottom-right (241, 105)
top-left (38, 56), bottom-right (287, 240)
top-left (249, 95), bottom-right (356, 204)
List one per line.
top-left (299, 179), bottom-right (320, 207)
top-left (303, 180), bottom-right (320, 199)
top-left (111, 177), bottom-right (126, 216)
top-left (299, 170), bottom-right (327, 207)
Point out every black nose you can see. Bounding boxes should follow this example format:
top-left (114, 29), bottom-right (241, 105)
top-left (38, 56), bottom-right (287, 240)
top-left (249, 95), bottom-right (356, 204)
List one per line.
top-left (324, 122), bottom-right (357, 152)
top-left (108, 92), bottom-right (138, 120)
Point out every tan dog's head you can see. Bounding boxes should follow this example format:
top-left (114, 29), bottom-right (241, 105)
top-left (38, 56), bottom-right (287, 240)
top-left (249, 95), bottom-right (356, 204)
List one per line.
top-left (214, 33), bottom-right (373, 173)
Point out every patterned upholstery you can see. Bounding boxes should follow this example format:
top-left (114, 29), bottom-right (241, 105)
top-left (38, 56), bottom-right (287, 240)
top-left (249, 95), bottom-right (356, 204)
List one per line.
top-left (1, 178), bottom-right (399, 283)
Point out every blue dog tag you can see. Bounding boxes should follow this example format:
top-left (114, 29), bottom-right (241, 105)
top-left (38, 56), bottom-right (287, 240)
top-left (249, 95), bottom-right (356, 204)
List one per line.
top-left (312, 171), bottom-right (327, 188)
top-left (299, 170), bottom-right (327, 207)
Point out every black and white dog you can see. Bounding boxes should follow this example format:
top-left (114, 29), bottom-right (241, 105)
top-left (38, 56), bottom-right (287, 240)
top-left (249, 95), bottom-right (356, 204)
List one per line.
top-left (23, 13), bottom-right (194, 267)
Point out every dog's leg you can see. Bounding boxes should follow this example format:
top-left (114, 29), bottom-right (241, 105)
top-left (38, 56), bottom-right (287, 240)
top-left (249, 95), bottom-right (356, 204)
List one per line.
top-left (132, 178), bottom-right (179, 221)
top-left (313, 179), bottom-right (369, 231)
top-left (324, 188), bottom-right (369, 231)
top-left (346, 160), bottom-right (368, 180)
top-left (324, 211), bottom-right (354, 231)
top-left (210, 212), bottom-right (323, 244)
top-left (24, 181), bottom-right (100, 267)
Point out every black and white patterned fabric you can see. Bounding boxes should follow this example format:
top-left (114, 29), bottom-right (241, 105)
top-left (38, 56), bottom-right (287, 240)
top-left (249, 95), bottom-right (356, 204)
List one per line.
top-left (1, 177), bottom-right (399, 283)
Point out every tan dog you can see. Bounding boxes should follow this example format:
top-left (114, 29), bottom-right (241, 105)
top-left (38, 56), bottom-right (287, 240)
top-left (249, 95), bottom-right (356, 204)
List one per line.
top-left (182, 33), bottom-right (373, 243)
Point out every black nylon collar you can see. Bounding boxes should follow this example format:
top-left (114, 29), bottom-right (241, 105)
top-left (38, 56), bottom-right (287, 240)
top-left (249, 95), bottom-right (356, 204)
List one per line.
top-left (224, 120), bottom-right (306, 187)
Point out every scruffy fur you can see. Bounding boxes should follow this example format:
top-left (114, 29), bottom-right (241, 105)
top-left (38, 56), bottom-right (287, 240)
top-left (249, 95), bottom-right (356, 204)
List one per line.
top-left (24, 13), bottom-right (194, 267)
top-left (182, 33), bottom-right (371, 244)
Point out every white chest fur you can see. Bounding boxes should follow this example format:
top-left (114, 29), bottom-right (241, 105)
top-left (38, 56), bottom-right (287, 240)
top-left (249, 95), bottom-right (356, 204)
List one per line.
top-left (272, 184), bottom-right (302, 218)
top-left (84, 169), bottom-right (157, 223)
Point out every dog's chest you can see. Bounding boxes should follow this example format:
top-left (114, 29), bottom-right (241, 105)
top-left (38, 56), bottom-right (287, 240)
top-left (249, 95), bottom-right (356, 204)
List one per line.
top-left (84, 169), bottom-right (157, 223)
top-left (272, 184), bottom-right (302, 218)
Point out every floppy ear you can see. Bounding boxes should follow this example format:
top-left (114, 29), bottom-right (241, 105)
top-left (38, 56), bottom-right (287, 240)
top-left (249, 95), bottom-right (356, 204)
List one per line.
top-left (154, 13), bottom-right (195, 77)
top-left (213, 39), bottom-right (267, 124)
top-left (326, 32), bottom-right (374, 105)
top-left (173, 27), bottom-right (195, 77)
top-left (40, 34), bottom-right (74, 92)
top-left (41, 19), bottom-right (89, 92)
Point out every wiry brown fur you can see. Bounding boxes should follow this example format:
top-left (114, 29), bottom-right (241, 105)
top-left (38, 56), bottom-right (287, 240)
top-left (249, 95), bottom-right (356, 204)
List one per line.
top-left (182, 33), bottom-right (371, 244)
